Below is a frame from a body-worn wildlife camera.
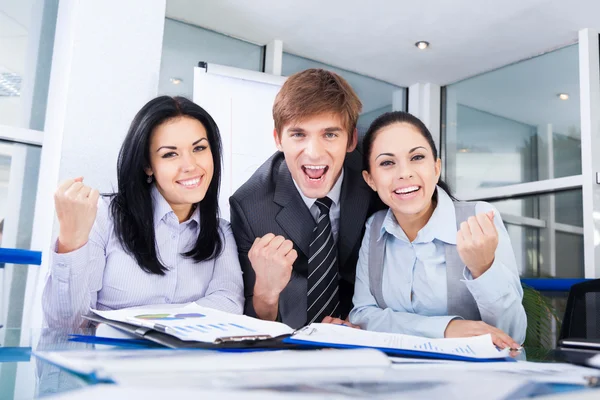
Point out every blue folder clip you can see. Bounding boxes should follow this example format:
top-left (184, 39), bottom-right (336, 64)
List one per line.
top-left (68, 334), bottom-right (159, 348)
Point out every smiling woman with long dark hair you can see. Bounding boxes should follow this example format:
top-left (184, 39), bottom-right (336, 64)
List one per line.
top-left (42, 96), bottom-right (244, 328)
top-left (349, 111), bottom-right (526, 350)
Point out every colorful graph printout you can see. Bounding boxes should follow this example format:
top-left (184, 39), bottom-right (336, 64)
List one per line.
top-left (92, 303), bottom-right (294, 343)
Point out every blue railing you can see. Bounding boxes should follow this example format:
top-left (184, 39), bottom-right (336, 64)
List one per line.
top-left (520, 278), bottom-right (590, 292)
top-left (0, 248), bottom-right (42, 266)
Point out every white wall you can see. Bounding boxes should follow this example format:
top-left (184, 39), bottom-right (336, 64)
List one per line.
top-left (23, 0), bottom-right (167, 331)
top-left (0, 98), bottom-right (21, 127)
top-left (159, 18), bottom-right (263, 99)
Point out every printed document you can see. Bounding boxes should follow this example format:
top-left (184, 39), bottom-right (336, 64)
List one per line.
top-left (92, 303), bottom-right (293, 343)
top-left (292, 323), bottom-right (509, 359)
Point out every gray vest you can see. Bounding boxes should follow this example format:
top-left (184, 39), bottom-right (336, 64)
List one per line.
top-left (368, 202), bottom-right (482, 321)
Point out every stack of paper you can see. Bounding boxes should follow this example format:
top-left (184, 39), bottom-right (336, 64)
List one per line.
top-left (286, 323), bottom-right (510, 361)
top-left (91, 303), bottom-right (509, 361)
top-left (34, 348), bottom-right (390, 383)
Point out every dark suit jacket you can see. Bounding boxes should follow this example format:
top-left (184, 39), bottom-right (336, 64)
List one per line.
top-left (229, 151), bottom-right (384, 329)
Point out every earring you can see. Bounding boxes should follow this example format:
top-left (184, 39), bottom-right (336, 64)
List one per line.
top-left (147, 175), bottom-right (153, 184)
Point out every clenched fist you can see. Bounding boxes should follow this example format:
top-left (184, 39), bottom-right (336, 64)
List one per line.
top-left (456, 211), bottom-right (498, 279)
top-left (249, 234), bottom-right (297, 302)
top-left (55, 177), bottom-right (100, 253)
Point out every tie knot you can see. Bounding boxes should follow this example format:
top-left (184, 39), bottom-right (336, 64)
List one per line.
top-left (315, 197), bottom-right (333, 214)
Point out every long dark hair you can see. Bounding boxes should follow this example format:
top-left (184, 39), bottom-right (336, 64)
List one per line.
top-left (109, 96), bottom-right (223, 275)
top-left (362, 111), bottom-right (456, 200)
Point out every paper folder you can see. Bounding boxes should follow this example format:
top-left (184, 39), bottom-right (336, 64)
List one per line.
top-left (283, 324), bottom-right (514, 362)
top-left (83, 304), bottom-right (513, 361)
top-left (83, 303), bottom-right (302, 351)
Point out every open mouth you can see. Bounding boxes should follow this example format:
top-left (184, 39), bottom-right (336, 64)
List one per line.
top-left (393, 185), bottom-right (421, 198)
top-left (302, 165), bottom-right (329, 181)
top-left (176, 176), bottom-right (202, 189)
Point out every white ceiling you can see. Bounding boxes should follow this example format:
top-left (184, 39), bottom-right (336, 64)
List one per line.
top-left (0, 0), bottom-right (593, 136)
top-left (166, 0), bottom-right (600, 86)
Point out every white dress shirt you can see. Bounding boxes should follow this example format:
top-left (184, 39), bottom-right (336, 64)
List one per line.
top-left (293, 170), bottom-right (344, 242)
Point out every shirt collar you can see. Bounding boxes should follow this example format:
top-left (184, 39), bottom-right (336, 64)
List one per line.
top-left (151, 185), bottom-right (201, 227)
top-left (378, 186), bottom-right (457, 245)
top-left (293, 169), bottom-right (344, 211)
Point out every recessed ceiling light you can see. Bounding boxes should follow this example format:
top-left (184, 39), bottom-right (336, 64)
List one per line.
top-left (170, 77), bottom-right (183, 85)
top-left (558, 93), bottom-right (569, 100)
top-left (415, 41), bottom-right (430, 50)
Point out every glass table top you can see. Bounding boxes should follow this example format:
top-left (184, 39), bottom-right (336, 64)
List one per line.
top-left (0, 328), bottom-right (598, 399)
top-left (1, 328), bottom-right (95, 399)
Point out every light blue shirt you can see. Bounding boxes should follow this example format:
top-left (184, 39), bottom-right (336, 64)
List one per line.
top-left (349, 188), bottom-right (527, 344)
top-left (42, 185), bottom-right (244, 329)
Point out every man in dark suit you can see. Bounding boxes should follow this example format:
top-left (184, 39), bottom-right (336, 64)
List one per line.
top-left (229, 69), bottom-right (383, 329)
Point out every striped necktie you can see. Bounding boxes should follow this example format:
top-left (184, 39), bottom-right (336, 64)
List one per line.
top-left (307, 196), bottom-right (340, 324)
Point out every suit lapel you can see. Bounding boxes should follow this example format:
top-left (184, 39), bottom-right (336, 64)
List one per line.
top-left (273, 160), bottom-right (314, 258)
top-left (338, 164), bottom-right (372, 266)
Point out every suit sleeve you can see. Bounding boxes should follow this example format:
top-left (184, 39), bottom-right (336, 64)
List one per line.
top-left (229, 196), bottom-right (259, 317)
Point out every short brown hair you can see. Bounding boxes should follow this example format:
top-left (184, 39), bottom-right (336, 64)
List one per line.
top-left (273, 69), bottom-right (362, 138)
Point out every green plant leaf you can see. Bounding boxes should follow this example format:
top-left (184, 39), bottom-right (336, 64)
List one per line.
top-left (522, 284), bottom-right (561, 349)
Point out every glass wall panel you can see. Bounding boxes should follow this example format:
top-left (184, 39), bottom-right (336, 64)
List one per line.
top-left (159, 19), bottom-right (264, 98)
top-left (0, 140), bottom-right (41, 328)
top-left (444, 45), bottom-right (580, 193)
top-left (0, 0), bottom-right (57, 131)
top-left (0, 0), bottom-right (32, 127)
top-left (491, 189), bottom-right (583, 278)
top-left (282, 53), bottom-right (405, 137)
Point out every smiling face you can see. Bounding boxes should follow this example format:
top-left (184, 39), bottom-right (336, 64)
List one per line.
top-left (274, 113), bottom-right (357, 199)
top-left (363, 122), bottom-right (441, 223)
top-left (145, 116), bottom-right (214, 221)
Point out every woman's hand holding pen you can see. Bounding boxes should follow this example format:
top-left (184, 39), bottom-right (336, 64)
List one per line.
top-left (445, 319), bottom-right (520, 350)
top-left (456, 211), bottom-right (498, 279)
top-left (55, 177), bottom-right (100, 254)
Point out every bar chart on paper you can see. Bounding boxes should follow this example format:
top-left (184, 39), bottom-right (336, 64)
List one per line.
top-left (92, 303), bottom-right (295, 343)
top-left (399, 334), bottom-right (505, 359)
top-left (173, 323), bottom-right (257, 335)
top-left (414, 341), bottom-right (475, 356)
top-left (130, 313), bottom-right (264, 340)
top-left (288, 324), bottom-right (509, 360)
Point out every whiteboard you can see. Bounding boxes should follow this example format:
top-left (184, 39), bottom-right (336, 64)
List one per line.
top-left (193, 64), bottom-right (287, 221)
